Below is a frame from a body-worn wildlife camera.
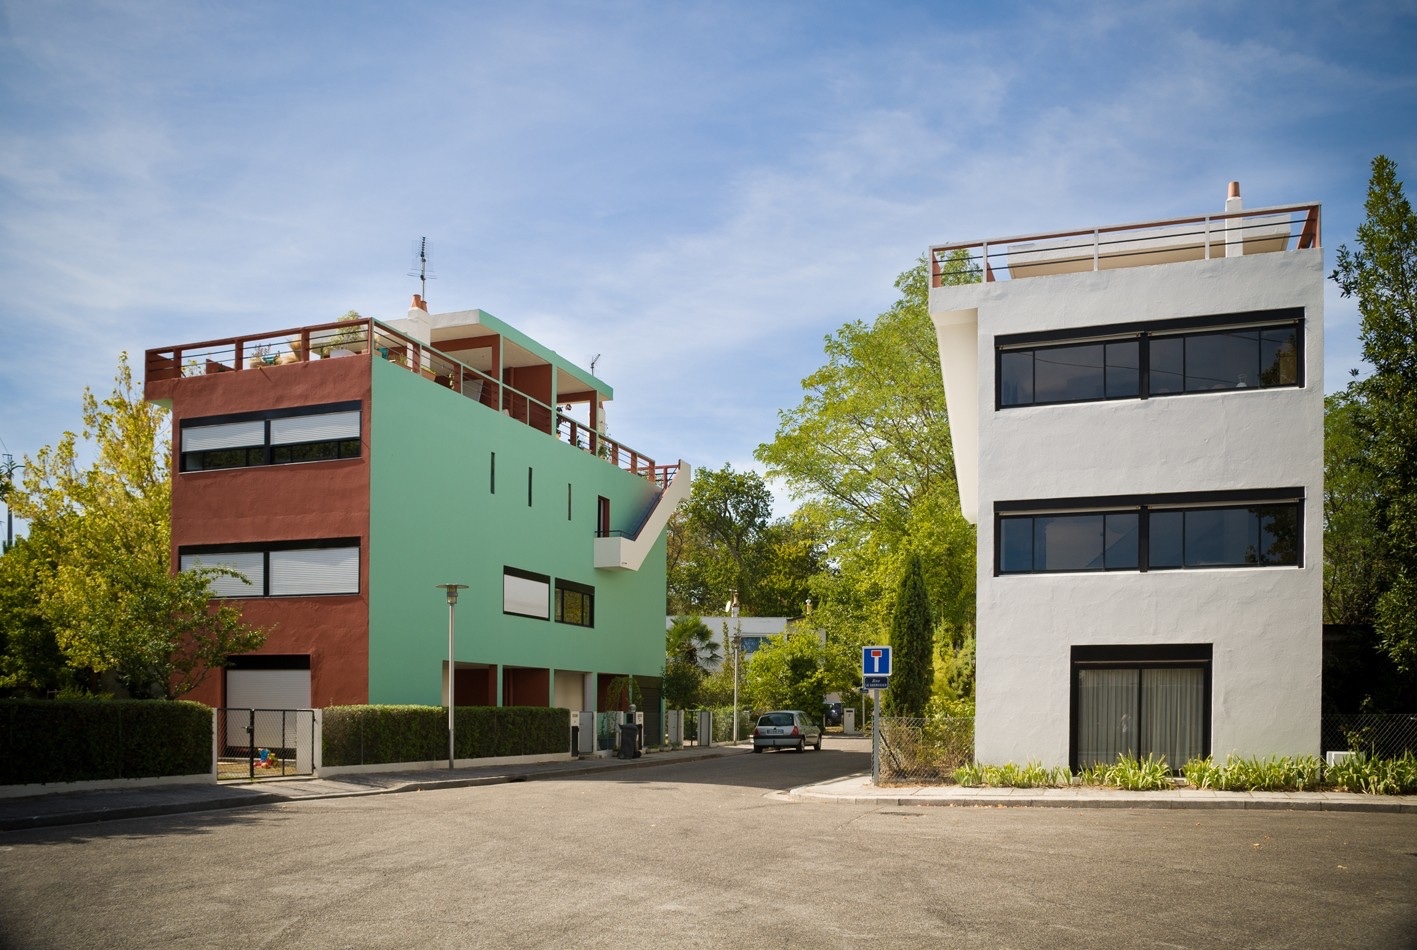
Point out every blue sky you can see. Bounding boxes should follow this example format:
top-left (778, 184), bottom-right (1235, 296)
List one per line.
top-left (2, 1), bottom-right (1415, 514)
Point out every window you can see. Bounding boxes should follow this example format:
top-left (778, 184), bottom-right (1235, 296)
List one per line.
top-left (180, 404), bottom-right (361, 471)
top-left (996, 491), bottom-right (1301, 574)
top-left (997, 310), bottom-right (1301, 408)
top-left (1071, 645), bottom-right (1211, 771)
top-left (504, 568), bottom-right (550, 620)
top-left (180, 540), bottom-right (359, 597)
top-left (555, 579), bottom-right (594, 627)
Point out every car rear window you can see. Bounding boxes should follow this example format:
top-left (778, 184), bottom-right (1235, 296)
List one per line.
top-left (760, 713), bottom-right (794, 726)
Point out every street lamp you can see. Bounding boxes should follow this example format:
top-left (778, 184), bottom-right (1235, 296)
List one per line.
top-left (436, 583), bottom-right (468, 769)
top-left (1, 454), bottom-right (22, 554)
top-left (728, 590), bottom-right (741, 744)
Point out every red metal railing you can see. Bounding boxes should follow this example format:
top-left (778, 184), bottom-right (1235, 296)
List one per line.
top-left (929, 202), bottom-right (1321, 287)
top-left (145, 318), bottom-right (657, 473)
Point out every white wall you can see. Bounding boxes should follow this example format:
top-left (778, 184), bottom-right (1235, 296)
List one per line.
top-left (932, 249), bottom-right (1325, 766)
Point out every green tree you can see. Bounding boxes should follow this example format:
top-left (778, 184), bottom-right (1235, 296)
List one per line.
top-left (1332, 155), bottom-right (1417, 671)
top-left (8, 355), bottom-right (266, 697)
top-left (665, 615), bottom-right (721, 668)
top-left (0, 531), bottom-right (75, 695)
top-left (1323, 392), bottom-right (1385, 627)
top-left (742, 627), bottom-right (828, 717)
top-left (883, 554), bottom-right (933, 717)
top-left (757, 256), bottom-right (978, 693)
top-left (666, 464), bottom-right (820, 616)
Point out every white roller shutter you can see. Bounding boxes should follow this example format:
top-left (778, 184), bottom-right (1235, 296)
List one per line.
top-left (181, 550), bottom-right (266, 598)
top-left (181, 419), bottom-right (266, 452)
top-left (269, 546), bottom-right (359, 595)
top-left (504, 572), bottom-right (550, 618)
top-left (270, 410), bottom-right (360, 445)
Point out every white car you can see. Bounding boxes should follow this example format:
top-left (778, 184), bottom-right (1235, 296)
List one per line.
top-left (751, 710), bottom-right (823, 753)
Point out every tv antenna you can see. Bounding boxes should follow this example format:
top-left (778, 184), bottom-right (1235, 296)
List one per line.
top-left (407, 237), bottom-right (437, 301)
top-left (590, 353), bottom-right (601, 375)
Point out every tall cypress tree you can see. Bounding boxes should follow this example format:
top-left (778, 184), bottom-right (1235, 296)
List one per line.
top-left (884, 553), bottom-right (933, 717)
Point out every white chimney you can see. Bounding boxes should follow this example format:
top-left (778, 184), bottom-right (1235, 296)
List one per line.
top-left (1225, 181), bottom-right (1244, 258)
top-left (405, 293), bottom-right (432, 344)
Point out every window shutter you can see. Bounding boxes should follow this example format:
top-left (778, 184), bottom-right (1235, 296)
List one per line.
top-left (269, 547), bottom-right (359, 595)
top-left (270, 410), bottom-right (361, 446)
top-left (181, 550), bottom-right (266, 597)
top-left (181, 419), bottom-right (266, 452)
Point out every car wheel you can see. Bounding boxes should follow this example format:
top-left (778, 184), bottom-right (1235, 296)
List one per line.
top-left (814, 737), bottom-right (822, 751)
top-left (752, 745), bottom-right (763, 754)
top-left (796, 739), bottom-right (805, 753)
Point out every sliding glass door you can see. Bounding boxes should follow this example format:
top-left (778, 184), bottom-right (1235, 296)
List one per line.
top-left (1071, 646), bottom-right (1210, 771)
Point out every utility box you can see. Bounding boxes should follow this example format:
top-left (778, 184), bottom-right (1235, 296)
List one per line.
top-left (843, 709), bottom-right (857, 735)
top-left (666, 710), bottom-right (684, 749)
top-left (697, 710), bottom-right (713, 747)
top-left (577, 711), bottom-right (595, 755)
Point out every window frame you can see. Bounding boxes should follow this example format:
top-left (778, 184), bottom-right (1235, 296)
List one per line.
top-left (179, 402), bottom-right (362, 472)
top-left (554, 578), bottom-right (595, 628)
top-left (995, 489), bottom-right (1303, 575)
top-left (995, 309), bottom-right (1303, 410)
top-left (179, 538), bottom-right (361, 597)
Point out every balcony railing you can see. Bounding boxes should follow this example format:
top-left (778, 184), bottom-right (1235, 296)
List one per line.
top-left (145, 318), bottom-right (658, 475)
top-left (930, 201), bottom-right (1321, 287)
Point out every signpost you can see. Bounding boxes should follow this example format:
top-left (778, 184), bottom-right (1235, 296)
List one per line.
top-left (862, 646), bottom-right (892, 785)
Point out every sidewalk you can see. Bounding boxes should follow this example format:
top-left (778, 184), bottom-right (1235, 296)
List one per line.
top-left (0, 744), bottom-right (748, 832)
top-left (3, 744), bottom-right (1414, 831)
top-left (786, 772), bottom-right (1417, 813)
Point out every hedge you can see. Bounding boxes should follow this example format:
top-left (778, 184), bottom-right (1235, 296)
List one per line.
top-left (0, 699), bottom-right (212, 786)
top-left (322, 705), bottom-right (569, 767)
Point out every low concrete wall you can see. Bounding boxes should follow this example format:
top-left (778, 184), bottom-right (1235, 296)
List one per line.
top-left (0, 772), bottom-right (215, 800)
top-left (317, 752), bottom-right (572, 778)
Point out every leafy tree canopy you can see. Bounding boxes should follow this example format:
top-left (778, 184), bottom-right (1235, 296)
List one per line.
top-left (1332, 155), bottom-right (1417, 671)
top-left (7, 354), bottom-right (265, 698)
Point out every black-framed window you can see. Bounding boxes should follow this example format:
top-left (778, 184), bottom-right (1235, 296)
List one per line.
top-left (179, 539), bottom-right (360, 597)
top-left (996, 490), bottom-right (1302, 574)
top-left (997, 310), bottom-right (1302, 409)
top-left (1070, 644), bottom-right (1212, 772)
top-left (555, 579), bottom-right (594, 627)
top-left (503, 567), bottom-right (550, 620)
top-left (180, 403), bottom-right (362, 472)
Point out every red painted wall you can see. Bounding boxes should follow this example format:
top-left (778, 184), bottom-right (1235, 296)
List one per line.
top-left (150, 359), bottom-right (373, 707)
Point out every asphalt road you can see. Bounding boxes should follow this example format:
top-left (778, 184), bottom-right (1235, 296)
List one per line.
top-left (1, 739), bottom-right (1414, 950)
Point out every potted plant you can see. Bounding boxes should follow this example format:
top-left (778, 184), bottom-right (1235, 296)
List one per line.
top-left (247, 344), bottom-right (272, 368)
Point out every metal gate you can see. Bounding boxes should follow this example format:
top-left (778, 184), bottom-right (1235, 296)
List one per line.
top-left (216, 708), bottom-right (316, 781)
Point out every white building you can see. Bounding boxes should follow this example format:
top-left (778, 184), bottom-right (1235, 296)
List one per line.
top-left (929, 184), bottom-right (1324, 769)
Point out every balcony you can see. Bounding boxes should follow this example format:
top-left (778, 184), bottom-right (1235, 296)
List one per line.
top-left (930, 201), bottom-right (1321, 287)
top-left (144, 316), bottom-right (662, 477)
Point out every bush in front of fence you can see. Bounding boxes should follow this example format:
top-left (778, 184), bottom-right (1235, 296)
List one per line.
top-left (321, 705), bottom-right (569, 767)
top-left (0, 698), bottom-right (212, 786)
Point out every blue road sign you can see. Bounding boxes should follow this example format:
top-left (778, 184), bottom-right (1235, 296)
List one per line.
top-left (863, 675), bottom-right (889, 690)
top-left (862, 645), bottom-right (892, 676)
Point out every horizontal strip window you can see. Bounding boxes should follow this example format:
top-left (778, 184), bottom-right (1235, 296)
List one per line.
top-left (504, 567), bottom-right (551, 620)
top-left (180, 540), bottom-right (360, 597)
top-left (996, 492), bottom-right (1301, 574)
top-left (996, 310), bottom-right (1302, 409)
top-left (555, 579), bottom-right (595, 628)
top-left (180, 403), bottom-right (362, 472)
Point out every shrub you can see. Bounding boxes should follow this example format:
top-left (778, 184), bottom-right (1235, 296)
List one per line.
top-left (0, 698), bottom-right (212, 785)
top-left (1324, 752), bottom-right (1417, 795)
top-left (321, 705), bottom-right (569, 767)
top-left (952, 761), bottom-right (1070, 788)
top-left (1181, 755), bottom-right (1324, 791)
top-left (1076, 754), bottom-right (1173, 790)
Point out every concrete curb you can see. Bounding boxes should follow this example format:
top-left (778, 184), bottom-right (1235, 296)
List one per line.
top-left (786, 775), bottom-right (1417, 813)
top-left (0, 744), bottom-right (750, 832)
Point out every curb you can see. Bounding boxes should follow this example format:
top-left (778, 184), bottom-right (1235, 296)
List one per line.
top-left (0, 744), bottom-right (749, 832)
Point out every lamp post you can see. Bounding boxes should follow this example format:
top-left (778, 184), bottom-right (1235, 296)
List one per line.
top-left (729, 590), bottom-right (741, 744)
top-left (436, 583), bottom-right (468, 769)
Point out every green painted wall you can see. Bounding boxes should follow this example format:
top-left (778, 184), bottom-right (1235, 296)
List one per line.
top-left (367, 359), bottom-right (667, 706)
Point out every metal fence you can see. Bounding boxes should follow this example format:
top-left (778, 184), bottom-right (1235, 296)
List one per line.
top-left (1320, 714), bottom-right (1417, 759)
top-left (217, 708), bottom-right (315, 781)
top-left (875, 717), bottom-right (975, 786)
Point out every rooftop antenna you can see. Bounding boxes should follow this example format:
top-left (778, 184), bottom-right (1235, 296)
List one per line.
top-left (407, 237), bottom-right (436, 303)
top-left (590, 353), bottom-right (601, 375)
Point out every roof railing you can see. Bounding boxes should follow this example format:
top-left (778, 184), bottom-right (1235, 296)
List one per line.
top-left (929, 202), bottom-right (1320, 287)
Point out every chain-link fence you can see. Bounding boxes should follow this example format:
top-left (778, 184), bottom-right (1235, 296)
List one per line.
top-left (1321, 714), bottom-right (1417, 759)
top-left (875, 716), bottom-right (975, 786)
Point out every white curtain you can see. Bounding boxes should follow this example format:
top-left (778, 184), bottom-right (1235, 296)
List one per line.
top-left (1141, 668), bottom-right (1205, 767)
top-left (1075, 669), bottom-right (1138, 767)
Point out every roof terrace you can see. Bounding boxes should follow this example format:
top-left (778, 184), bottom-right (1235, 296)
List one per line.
top-left (930, 194), bottom-right (1320, 287)
top-left (144, 311), bottom-right (671, 486)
